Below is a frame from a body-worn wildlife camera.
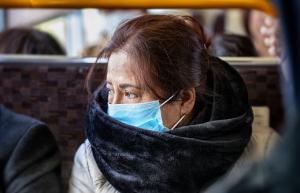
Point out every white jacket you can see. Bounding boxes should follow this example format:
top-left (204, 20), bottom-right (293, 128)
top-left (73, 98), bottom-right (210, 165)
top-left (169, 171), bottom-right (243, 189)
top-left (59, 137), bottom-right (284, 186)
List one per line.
top-left (68, 140), bottom-right (119, 193)
top-left (68, 126), bottom-right (279, 193)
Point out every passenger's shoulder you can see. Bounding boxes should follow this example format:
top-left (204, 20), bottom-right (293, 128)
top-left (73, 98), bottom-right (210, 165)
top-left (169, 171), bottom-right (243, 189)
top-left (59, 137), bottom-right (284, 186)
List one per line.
top-left (0, 105), bottom-right (48, 141)
top-left (72, 139), bottom-right (117, 193)
top-left (74, 140), bottom-right (93, 167)
top-left (74, 139), bottom-right (104, 180)
top-left (0, 105), bottom-right (44, 132)
top-left (0, 106), bottom-right (55, 158)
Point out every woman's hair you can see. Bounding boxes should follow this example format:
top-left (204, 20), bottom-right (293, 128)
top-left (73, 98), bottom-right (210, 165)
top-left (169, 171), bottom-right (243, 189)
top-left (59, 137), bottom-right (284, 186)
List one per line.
top-left (0, 28), bottom-right (65, 55)
top-left (86, 15), bottom-right (210, 102)
top-left (210, 34), bottom-right (258, 57)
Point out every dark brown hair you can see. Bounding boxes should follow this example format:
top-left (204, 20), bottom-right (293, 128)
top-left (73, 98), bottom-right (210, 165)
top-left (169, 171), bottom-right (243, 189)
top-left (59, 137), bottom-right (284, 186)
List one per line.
top-left (86, 15), bottom-right (210, 101)
top-left (243, 10), bottom-right (252, 36)
top-left (210, 34), bottom-right (258, 57)
top-left (0, 28), bottom-right (65, 55)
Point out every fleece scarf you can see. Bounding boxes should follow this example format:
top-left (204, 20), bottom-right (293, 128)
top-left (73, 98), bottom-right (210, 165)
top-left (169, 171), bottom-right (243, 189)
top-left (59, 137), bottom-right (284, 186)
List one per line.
top-left (86, 57), bottom-right (253, 193)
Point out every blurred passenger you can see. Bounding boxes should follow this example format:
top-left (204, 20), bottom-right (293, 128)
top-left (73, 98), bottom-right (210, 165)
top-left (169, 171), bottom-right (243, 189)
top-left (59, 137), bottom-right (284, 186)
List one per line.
top-left (211, 11), bottom-right (226, 36)
top-left (0, 27), bottom-right (63, 193)
top-left (0, 105), bottom-right (61, 193)
top-left (0, 28), bottom-right (65, 55)
top-left (81, 31), bottom-right (109, 57)
top-left (243, 10), bottom-right (282, 57)
top-left (69, 15), bottom-right (253, 193)
top-left (210, 34), bottom-right (258, 57)
top-left (81, 45), bottom-right (99, 57)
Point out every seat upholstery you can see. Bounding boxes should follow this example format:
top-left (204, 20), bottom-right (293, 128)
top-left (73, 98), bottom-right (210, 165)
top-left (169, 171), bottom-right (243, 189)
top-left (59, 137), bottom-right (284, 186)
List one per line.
top-left (0, 61), bottom-right (283, 192)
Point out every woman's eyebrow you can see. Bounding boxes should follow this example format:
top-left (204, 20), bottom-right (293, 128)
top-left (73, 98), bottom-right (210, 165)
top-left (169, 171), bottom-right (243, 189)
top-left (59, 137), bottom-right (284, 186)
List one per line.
top-left (119, 83), bottom-right (141, 89)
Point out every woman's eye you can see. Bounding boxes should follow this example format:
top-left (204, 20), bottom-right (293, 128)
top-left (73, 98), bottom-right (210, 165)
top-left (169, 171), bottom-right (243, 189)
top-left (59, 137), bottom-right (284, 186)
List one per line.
top-left (107, 88), bottom-right (114, 96)
top-left (107, 89), bottom-right (114, 103)
top-left (125, 91), bottom-right (137, 99)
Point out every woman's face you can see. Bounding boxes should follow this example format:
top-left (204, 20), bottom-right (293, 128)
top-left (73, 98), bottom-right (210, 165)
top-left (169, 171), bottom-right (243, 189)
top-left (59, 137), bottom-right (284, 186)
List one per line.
top-left (106, 51), bottom-right (184, 129)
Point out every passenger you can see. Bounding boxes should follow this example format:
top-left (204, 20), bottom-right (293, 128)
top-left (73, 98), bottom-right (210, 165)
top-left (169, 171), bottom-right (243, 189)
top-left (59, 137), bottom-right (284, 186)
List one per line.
top-left (0, 27), bottom-right (63, 193)
top-left (69, 15), bottom-right (253, 193)
top-left (210, 11), bottom-right (226, 36)
top-left (0, 28), bottom-right (65, 55)
top-left (81, 31), bottom-right (109, 57)
top-left (210, 34), bottom-right (258, 57)
top-left (243, 10), bottom-right (281, 57)
top-left (0, 105), bottom-right (61, 193)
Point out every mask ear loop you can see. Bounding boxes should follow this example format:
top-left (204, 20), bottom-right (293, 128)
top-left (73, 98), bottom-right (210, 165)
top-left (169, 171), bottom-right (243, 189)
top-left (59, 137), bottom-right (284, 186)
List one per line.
top-left (170, 114), bottom-right (186, 130)
top-left (159, 91), bottom-right (185, 130)
top-left (159, 92), bottom-right (177, 107)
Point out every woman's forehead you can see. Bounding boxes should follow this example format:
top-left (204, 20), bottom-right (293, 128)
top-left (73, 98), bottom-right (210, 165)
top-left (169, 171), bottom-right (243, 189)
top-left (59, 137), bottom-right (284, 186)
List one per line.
top-left (108, 51), bottom-right (128, 69)
top-left (107, 51), bottom-right (138, 85)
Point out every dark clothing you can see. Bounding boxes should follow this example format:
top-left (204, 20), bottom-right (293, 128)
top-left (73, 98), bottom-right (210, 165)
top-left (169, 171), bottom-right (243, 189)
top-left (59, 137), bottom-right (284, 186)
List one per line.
top-left (86, 57), bottom-right (253, 193)
top-left (0, 105), bottom-right (61, 193)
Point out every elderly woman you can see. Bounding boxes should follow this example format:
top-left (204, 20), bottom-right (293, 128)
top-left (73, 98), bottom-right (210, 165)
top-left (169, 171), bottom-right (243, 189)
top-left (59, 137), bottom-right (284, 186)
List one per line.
top-left (69, 15), bottom-right (253, 193)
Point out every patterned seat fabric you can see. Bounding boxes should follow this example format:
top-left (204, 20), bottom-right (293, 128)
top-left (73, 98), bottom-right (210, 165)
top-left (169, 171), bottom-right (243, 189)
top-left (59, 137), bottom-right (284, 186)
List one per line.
top-left (0, 62), bottom-right (283, 192)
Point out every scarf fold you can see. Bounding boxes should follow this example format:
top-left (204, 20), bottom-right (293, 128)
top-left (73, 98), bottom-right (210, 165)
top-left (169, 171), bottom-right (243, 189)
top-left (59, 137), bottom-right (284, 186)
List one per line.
top-left (86, 57), bottom-right (253, 193)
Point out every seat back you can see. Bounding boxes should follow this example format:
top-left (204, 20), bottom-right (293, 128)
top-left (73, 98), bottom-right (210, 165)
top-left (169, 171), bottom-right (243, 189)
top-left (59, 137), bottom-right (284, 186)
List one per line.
top-left (0, 56), bottom-right (283, 192)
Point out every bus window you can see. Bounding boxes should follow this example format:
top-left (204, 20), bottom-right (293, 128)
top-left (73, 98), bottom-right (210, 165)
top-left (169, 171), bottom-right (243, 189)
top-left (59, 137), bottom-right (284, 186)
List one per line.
top-left (1, 8), bottom-right (281, 57)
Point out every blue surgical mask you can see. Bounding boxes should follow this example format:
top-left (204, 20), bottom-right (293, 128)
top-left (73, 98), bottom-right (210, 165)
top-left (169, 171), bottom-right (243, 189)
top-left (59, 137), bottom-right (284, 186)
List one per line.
top-left (108, 93), bottom-right (185, 132)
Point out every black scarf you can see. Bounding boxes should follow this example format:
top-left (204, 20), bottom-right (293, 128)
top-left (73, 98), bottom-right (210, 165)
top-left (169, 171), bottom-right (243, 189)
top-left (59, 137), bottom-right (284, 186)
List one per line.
top-left (86, 57), bottom-right (253, 193)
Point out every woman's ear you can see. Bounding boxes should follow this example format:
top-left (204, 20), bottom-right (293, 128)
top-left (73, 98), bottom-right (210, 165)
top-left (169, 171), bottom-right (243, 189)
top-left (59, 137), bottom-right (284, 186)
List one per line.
top-left (179, 88), bottom-right (196, 116)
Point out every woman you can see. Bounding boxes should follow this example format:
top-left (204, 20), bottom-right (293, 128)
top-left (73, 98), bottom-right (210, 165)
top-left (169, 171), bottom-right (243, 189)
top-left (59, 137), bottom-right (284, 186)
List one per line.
top-left (69, 15), bottom-right (253, 193)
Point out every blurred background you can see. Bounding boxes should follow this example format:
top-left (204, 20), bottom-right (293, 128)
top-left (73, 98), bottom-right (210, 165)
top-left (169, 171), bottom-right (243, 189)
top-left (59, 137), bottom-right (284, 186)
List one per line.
top-left (0, 8), bottom-right (280, 57)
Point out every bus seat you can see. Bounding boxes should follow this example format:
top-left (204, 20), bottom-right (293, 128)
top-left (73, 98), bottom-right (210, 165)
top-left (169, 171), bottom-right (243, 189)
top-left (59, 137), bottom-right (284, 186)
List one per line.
top-left (0, 56), bottom-right (283, 191)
